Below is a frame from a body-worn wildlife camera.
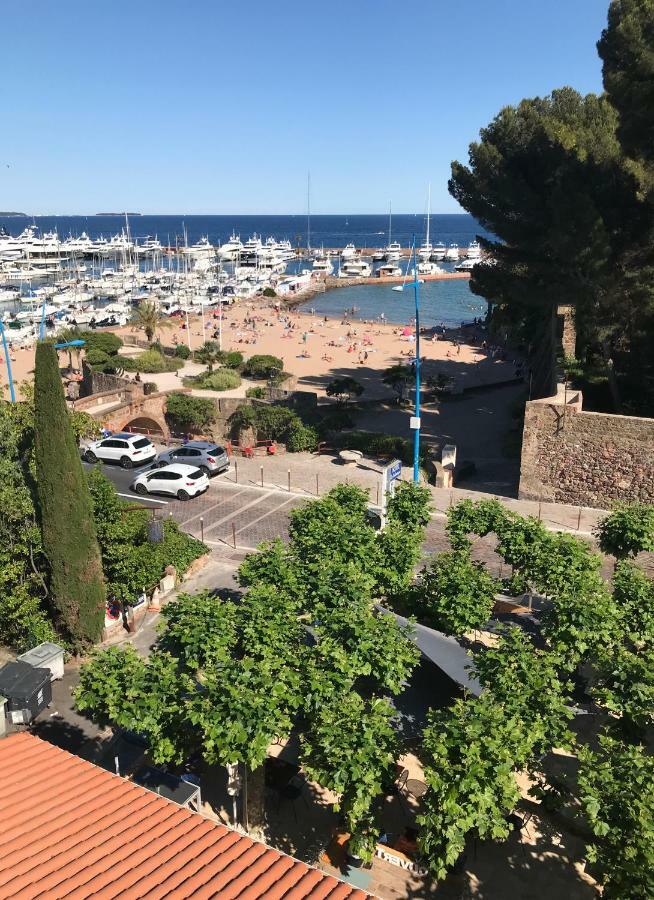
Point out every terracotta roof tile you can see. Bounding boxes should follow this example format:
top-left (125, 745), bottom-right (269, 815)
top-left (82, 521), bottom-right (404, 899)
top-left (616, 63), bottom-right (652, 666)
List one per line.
top-left (0, 734), bottom-right (374, 900)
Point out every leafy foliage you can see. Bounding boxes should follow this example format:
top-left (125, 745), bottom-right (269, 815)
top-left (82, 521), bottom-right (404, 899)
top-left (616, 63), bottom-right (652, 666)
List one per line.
top-left (195, 368), bottom-right (241, 391)
top-left (242, 354), bottom-right (284, 379)
top-left (165, 392), bottom-right (216, 433)
top-left (130, 301), bottom-right (173, 344)
top-left (579, 735), bottom-right (654, 900)
top-left (595, 502), bottom-right (654, 559)
top-left (418, 696), bottom-right (533, 880)
top-left (412, 550), bottom-right (498, 635)
top-left (34, 342), bottom-right (105, 646)
top-left (382, 363), bottom-right (413, 402)
top-left (302, 694), bottom-right (399, 861)
top-left (325, 376), bottom-right (364, 404)
top-left (285, 419), bottom-right (319, 452)
top-left (120, 349), bottom-right (181, 373)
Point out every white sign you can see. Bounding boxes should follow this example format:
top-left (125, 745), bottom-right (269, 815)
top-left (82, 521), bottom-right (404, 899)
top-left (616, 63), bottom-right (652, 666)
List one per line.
top-left (410, 416), bottom-right (421, 430)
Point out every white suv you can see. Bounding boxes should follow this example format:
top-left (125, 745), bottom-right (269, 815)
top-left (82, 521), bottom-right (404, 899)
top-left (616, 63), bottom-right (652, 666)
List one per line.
top-left (130, 463), bottom-right (209, 500)
top-left (84, 433), bottom-right (157, 469)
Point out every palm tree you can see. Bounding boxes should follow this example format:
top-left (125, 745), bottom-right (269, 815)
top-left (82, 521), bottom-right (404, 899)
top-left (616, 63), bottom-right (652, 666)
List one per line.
top-left (131, 301), bottom-right (173, 345)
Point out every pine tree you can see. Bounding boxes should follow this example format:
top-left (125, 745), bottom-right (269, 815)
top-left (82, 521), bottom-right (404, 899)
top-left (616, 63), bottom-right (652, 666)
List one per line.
top-left (34, 342), bottom-right (105, 645)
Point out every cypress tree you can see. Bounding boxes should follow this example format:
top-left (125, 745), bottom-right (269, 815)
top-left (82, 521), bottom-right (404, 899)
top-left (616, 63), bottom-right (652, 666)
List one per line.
top-left (34, 341), bottom-right (105, 645)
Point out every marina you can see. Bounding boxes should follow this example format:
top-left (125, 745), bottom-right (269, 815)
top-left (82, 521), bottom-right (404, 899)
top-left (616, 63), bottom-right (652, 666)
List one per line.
top-left (0, 215), bottom-right (487, 345)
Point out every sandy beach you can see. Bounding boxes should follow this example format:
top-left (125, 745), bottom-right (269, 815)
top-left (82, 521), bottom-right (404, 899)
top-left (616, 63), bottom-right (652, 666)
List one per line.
top-left (0, 297), bottom-right (518, 402)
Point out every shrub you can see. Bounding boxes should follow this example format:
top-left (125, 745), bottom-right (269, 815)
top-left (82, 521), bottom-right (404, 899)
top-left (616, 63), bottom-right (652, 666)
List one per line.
top-left (246, 386), bottom-right (266, 399)
top-left (199, 368), bottom-right (241, 391)
top-left (85, 349), bottom-right (111, 370)
top-left (165, 393), bottom-right (216, 433)
top-left (243, 354), bottom-right (284, 379)
top-left (121, 350), bottom-right (181, 374)
top-left (262, 287), bottom-right (277, 297)
top-left (286, 420), bottom-right (319, 452)
top-left (595, 503), bottom-right (654, 559)
top-left (174, 343), bottom-right (191, 359)
top-left (80, 331), bottom-right (123, 355)
top-left (228, 404), bottom-right (299, 442)
top-left (224, 350), bottom-right (244, 369)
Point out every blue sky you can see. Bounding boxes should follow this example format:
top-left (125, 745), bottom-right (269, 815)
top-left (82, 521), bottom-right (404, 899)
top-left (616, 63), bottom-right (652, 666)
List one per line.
top-left (1, 0), bottom-right (610, 214)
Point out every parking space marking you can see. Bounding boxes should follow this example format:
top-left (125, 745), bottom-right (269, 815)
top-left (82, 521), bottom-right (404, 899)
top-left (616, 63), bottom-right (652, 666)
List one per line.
top-left (117, 493), bottom-right (168, 505)
top-left (234, 496), bottom-right (298, 536)
top-left (203, 491), bottom-right (275, 535)
top-left (179, 489), bottom-right (250, 529)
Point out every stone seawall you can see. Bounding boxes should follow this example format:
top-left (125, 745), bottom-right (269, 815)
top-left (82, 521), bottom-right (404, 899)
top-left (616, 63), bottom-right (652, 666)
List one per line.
top-left (519, 386), bottom-right (654, 507)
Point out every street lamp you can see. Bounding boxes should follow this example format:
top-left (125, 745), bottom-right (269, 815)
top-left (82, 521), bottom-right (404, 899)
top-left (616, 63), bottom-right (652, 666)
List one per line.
top-left (391, 237), bottom-right (421, 482)
top-left (0, 321), bottom-right (16, 402)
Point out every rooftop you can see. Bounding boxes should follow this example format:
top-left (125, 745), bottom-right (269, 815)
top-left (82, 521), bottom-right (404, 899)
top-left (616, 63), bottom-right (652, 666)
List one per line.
top-left (0, 733), bottom-right (371, 900)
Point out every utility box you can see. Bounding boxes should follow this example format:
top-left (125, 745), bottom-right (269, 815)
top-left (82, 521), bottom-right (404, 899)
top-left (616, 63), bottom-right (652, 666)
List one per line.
top-left (0, 661), bottom-right (52, 725)
top-left (17, 641), bottom-right (65, 681)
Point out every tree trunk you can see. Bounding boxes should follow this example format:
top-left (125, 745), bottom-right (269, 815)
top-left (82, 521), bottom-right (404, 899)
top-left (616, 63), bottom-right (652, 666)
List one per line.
top-left (244, 764), bottom-right (266, 839)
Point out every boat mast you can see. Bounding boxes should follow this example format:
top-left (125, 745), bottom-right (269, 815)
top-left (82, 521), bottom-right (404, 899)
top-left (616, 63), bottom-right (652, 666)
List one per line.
top-left (307, 171), bottom-right (311, 253)
top-left (426, 183), bottom-right (431, 247)
top-left (388, 201), bottom-right (392, 247)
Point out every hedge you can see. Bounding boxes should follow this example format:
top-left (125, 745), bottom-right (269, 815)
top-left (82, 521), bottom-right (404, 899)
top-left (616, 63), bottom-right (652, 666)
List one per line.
top-left (120, 350), bottom-right (182, 373)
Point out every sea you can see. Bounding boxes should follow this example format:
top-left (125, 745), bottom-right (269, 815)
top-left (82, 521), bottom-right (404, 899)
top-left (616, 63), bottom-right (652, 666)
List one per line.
top-left (0, 213), bottom-right (491, 328)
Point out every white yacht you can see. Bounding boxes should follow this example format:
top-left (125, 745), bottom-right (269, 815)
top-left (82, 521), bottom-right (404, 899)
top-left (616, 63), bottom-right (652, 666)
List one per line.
top-left (372, 248), bottom-right (385, 261)
top-left (384, 241), bottom-right (402, 262)
top-left (376, 263), bottom-right (402, 277)
top-left (312, 256), bottom-right (333, 275)
top-left (182, 237), bottom-right (214, 259)
top-left (455, 258), bottom-right (478, 271)
top-left (466, 240), bottom-right (482, 260)
top-left (418, 261), bottom-right (444, 275)
top-left (431, 242), bottom-right (446, 261)
top-left (445, 243), bottom-right (460, 261)
top-left (338, 259), bottom-right (372, 278)
top-left (341, 243), bottom-right (357, 259)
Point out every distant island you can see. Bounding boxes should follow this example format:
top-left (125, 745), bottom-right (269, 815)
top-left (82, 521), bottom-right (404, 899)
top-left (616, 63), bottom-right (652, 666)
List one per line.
top-left (0, 211), bottom-right (28, 216)
top-left (95, 212), bottom-right (142, 216)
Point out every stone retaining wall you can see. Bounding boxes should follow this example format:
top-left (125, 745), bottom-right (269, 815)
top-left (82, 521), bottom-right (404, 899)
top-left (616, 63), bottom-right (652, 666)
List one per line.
top-left (519, 386), bottom-right (654, 507)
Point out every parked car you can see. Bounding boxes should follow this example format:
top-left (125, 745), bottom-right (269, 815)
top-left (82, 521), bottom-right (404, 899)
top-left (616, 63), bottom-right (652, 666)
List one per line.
top-left (154, 441), bottom-right (229, 476)
top-left (130, 463), bottom-right (209, 500)
top-left (84, 433), bottom-right (157, 469)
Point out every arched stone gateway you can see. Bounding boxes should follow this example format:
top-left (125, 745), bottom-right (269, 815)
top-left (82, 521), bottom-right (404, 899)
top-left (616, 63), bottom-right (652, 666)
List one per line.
top-left (122, 416), bottom-right (167, 439)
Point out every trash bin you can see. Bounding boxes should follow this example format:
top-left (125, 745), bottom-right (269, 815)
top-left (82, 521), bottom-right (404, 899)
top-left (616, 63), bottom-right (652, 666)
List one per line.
top-left (0, 661), bottom-right (52, 725)
top-left (17, 641), bottom-right (65, 681)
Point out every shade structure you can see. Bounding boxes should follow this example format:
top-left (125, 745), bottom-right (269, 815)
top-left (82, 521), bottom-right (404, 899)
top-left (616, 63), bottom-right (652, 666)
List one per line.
top-left (376, 605), bottom-right (482, 696)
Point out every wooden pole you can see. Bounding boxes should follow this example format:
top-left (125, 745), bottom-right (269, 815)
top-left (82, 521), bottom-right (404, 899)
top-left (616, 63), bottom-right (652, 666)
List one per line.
top-left (232, 522), bottom-right (237, 549)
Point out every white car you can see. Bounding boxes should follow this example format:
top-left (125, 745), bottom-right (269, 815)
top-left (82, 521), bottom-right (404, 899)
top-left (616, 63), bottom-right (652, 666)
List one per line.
top-left (130, 463), bottom-right (209, 500)
top-left (84, 433), bottom-right (157, 469)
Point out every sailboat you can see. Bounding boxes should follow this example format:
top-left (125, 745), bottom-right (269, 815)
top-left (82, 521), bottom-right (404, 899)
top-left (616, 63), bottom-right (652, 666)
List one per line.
top-left (384, 202), bottom-right (401, 261)
top-left (419, 184), bottom-right (433, 261)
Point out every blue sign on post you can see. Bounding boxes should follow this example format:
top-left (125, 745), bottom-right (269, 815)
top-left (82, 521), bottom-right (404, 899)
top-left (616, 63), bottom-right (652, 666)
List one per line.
top-left (389, 461), bottom-right (402, 482)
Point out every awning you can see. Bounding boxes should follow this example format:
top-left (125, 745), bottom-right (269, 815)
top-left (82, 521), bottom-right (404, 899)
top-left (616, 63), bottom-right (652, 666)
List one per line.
top-left (376, 605), bottom-right (482, 696)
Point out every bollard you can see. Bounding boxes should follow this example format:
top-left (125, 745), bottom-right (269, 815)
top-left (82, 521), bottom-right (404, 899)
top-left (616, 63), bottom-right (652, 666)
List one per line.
top-left (538, 499), bottom-right (542, 521)
top-left (200, 517), bottom-right (204, 543)
top-left (287, 469), bottom-right (291, 493)
top-left (316, 473), bottom-right (319, 496)
top-left (260, 465), bottom-right (264, 488)
top-left (235, 460), bottom-right (238, 484)
top-left (232, 522), bottom-right (237, 548)
top-left (376, 483), bottom-right (379, 505)
top-left (449, 491), bottom-right (454, 508)
top-left (577, 507), bottom-right (582, 531)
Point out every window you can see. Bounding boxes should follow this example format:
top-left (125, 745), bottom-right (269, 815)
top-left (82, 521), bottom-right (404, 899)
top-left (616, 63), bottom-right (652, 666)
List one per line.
top-left (133, 438), bottom-right (152, 449)
top-left (186, 449), bottom-right (201, 457)
top-left (187, 469), bottom-right (204, 480)
top-left (208, 446), bottom-right (224, 455)
top-left (173, 449), bottom-right (189, 457)
top-left (102, 439), bottom-right (121, 448)
top-left (115, 441), bottom-right (129, 449)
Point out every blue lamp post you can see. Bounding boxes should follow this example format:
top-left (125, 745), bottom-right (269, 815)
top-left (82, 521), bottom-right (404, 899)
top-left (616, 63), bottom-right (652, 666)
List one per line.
top-left (392, 236), bottom-right (422, 482)
top-left (0, 321), bottom-right (16, 403)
